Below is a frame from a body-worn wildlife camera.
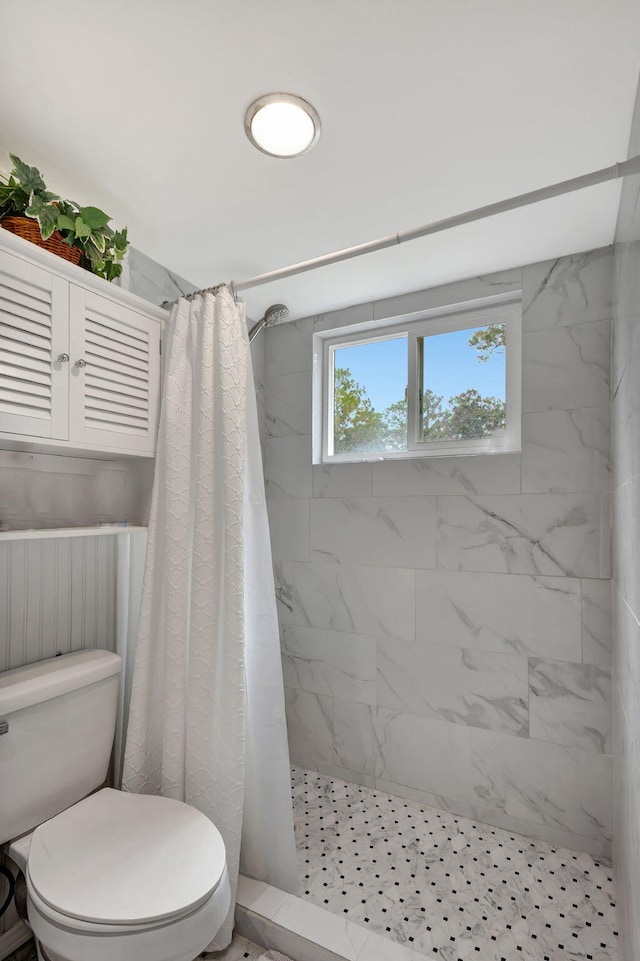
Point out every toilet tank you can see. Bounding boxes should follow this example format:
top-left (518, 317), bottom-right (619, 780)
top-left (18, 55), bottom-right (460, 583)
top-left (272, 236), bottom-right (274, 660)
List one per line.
top-left (0, 650), bottom-right (122, 845)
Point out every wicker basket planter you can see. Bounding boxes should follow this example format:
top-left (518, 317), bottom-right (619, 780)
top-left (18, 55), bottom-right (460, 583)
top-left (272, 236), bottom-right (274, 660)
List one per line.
top-left (1, 215), bottom-right (83, 266)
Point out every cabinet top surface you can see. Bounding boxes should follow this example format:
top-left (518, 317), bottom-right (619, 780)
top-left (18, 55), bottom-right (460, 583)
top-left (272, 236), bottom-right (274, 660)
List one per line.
top-left (0, 225), bottom-right (168, 323)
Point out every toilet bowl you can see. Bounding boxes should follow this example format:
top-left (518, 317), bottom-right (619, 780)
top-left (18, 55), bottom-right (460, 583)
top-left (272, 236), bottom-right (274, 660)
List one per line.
top-left (0, 651), bottom-right (231, 961)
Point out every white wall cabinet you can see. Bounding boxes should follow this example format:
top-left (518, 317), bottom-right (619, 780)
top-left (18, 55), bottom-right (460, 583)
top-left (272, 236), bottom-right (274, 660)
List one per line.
top-left (0, 230), bottom-right (165, 457)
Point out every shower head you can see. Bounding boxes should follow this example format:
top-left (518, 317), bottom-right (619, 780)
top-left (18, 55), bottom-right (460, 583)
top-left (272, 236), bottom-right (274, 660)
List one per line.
top-left (248, 303), bottom-right (289, 343)
top-left (264, 303), bottom-right (289, 325)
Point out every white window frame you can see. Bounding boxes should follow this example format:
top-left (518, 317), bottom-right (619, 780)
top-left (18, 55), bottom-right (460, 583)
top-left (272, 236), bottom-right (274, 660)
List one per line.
top-left (314, 301), bottom-right (521, 464)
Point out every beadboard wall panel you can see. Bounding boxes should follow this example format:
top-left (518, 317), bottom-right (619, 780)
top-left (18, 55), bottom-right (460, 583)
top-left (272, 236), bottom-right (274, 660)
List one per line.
top-left (0, 535), bottom-right (116, 673)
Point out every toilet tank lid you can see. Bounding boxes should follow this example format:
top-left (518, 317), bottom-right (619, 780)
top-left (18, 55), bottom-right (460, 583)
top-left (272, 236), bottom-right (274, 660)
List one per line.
top-left (0, 650), bottom-right (121, 716)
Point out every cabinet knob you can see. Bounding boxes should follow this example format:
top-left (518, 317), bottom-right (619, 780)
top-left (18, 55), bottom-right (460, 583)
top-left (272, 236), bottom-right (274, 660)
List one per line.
top-left (56, 353), bottom-right (69, 363)
top-left (74, 358), bottom-right (87, 369)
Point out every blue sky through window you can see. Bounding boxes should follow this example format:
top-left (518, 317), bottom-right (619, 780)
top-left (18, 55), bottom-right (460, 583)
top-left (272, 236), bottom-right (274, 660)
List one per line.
top-left (334, 327), bottom-right (505, 413)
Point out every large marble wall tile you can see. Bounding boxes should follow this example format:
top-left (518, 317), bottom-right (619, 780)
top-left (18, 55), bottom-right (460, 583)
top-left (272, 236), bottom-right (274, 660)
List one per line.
top-left (613, 593), bottom-right (640, 765)
top-left (611, 304), bottom-right (640, 487)
top-left (266, 500), bottom-right (309, 562)
top-left (273, 560), bottom-right (296, 625)
top-left (376, 640), bottom-right (528, 736)
top-left (310, 497), bottom-right (436, 569)
top-left (617, 87), bottom-right (640, 789)
top-left (415, 570), bottom-right (582, 660)
top-left (310, 759), bottom-right (377, 789)
top-left (313, 301), bottom-right (374, 334)
top-left (284, 688), bottom-right (335, 766)
top-left (334, 700), bottom-right (473, 802)
top-left (254, 375), bottom-right (268, 446)
top-left (615, 242), bottom-right (640, 327)
top-left (529, 658), bottom-right (612, 754)
top-left (333, 699), bottom-right (379, 776)
top-left (265, 316), bottom-right (313, 379)
top-left (522, 248), bottom-right (613, 332)
top-left (282, 625), bottom-right (376, 704)
top-left (582, 579), bottom-right (612, 666)
top-left (470, 728), bottom-right (612, 841)
top-left (468, 802), bottom-right (610, 860)
top-left (436, 493), bottom-right (610, 578)
top-left (521, 407), bottom-right (610, 494)
top-left (522, 320), bottom-right (610, 413)
top-left (264, 371), bottom-right (312, 437)
top-left (125, 246), bottom-right (197, 305)
top-left (373, 777), bottom-right (474, 818)
top-left (373, 706), bottom-right (473, 802)
top-left (312, 463), bottom-right (373, 498)
top-left (613, 739), bottom-right (640, 958)
top-left (264, 436), bottom-right (312, 499)
top-left (251, 334), bottom-right (267, 443)
top-left (370, 268), bottom-right (521, 323)
top-left (371, 453), bottom-right (521, 497)
top-left (289, 563), bottom-right (415, 641)
top-left (613, 477), bottom-right (640, 614)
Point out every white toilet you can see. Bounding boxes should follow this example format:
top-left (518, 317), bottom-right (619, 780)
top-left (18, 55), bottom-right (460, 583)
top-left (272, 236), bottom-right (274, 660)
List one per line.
top-left (0, 649), bottom-right (231, 961)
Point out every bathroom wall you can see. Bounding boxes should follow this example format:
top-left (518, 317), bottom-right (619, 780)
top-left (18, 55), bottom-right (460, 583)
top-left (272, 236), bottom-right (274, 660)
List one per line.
top-left (611, 76), bottom-right (640, 958)
top-left (0, 450), bottom-right (152, 531)
top-left (264, 248), bottom-right (614, 857)
top-left (121, 246), bottom-right (198, 306)
top-left (0, 534), bottom-right (117, 672)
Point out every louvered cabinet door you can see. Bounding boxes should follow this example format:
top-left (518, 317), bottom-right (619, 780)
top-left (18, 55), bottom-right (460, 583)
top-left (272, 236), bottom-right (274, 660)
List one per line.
top-left (68, 287), bottom-right (160, 454)
top-left (0, 249), bottom-right (69, 439)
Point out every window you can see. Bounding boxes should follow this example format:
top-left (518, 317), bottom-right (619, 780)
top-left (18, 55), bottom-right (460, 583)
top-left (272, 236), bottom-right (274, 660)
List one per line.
top-left (315, 302), bottom-right (521, 462)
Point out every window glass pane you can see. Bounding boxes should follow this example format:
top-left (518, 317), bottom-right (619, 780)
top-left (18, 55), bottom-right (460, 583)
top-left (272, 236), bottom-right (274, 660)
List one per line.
top-left (332, 336), bottom-right (408, 454)
top-left (419, 323), bottom-right (506, 442)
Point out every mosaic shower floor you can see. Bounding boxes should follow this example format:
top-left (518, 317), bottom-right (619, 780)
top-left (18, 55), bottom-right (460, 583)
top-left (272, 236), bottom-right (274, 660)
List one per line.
top-left (292, 766), bottom-right (619, 961)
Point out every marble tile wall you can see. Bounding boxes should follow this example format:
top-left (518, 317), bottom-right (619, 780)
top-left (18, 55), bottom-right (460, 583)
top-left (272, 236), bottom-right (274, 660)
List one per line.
top-left (263, 247), bottom-right (614, 857)
top-left (611, 75), bottom-right (640, 961)
top-left (120, 246), bottom-right (198, 305)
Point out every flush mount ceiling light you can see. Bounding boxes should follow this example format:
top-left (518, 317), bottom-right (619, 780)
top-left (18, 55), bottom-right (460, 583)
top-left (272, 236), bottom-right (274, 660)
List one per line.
top-left (244, 93), bottom-right (321, 158)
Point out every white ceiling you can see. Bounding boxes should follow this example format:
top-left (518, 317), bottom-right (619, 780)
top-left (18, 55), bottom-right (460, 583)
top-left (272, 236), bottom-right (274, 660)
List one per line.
top-left (2, 0), bottom-right (640, 321)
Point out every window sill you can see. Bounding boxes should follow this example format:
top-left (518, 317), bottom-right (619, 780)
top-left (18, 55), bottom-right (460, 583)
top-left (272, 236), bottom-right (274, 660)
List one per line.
top-left (317, 444), bottom-right (520, 465)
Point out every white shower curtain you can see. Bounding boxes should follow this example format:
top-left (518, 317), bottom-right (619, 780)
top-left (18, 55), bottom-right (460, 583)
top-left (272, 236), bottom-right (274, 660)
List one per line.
top-left (122, 288), bottom-right (297, 950)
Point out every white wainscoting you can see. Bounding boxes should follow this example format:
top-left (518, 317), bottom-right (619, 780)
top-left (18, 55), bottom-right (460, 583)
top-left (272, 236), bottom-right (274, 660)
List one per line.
top-left (0, 535), bottom-right (117, 673)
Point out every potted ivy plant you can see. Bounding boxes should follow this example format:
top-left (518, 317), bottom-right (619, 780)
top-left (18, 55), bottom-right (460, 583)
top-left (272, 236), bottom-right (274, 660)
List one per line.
top-left (0, 154), bottom-right (129, 281)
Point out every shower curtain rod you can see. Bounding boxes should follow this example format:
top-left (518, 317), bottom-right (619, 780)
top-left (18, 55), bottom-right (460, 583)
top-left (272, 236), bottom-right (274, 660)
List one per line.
top-left (165, 154), bottom-right (640, 307)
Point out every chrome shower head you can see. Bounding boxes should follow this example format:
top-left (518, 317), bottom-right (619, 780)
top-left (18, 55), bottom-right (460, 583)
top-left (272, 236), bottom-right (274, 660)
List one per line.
top-left (263, 303), bottom-right (289, 325)
top-left (248, 303), bottom-right (289, 343)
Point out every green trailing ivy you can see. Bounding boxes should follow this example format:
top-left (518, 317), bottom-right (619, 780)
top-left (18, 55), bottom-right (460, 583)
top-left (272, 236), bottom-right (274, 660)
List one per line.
top-left (0, 154), bottom-right (129, 281)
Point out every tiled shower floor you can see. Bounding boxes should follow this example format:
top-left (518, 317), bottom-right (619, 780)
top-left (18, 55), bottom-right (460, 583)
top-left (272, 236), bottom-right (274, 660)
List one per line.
top-left (292, 767), bottom-right (619, 961)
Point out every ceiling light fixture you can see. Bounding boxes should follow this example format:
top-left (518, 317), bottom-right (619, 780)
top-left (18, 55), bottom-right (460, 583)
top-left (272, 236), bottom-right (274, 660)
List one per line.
top-left (244, 93), bottom-right (320, 158)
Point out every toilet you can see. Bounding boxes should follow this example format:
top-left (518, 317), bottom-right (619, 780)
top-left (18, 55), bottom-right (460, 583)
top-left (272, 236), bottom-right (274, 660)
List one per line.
top-left (0, 649), bottom-right (231, 961)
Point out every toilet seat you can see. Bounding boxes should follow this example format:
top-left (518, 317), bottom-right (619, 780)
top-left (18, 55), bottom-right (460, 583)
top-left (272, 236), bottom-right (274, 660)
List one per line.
top-left (26, 866), bottom-right (232, 961)
top-left (27, 788), bottom-right (227, 926)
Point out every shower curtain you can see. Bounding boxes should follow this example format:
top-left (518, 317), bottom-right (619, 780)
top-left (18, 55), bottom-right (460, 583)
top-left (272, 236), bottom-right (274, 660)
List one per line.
top-left (121, 288), bottom-right (298, 950)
